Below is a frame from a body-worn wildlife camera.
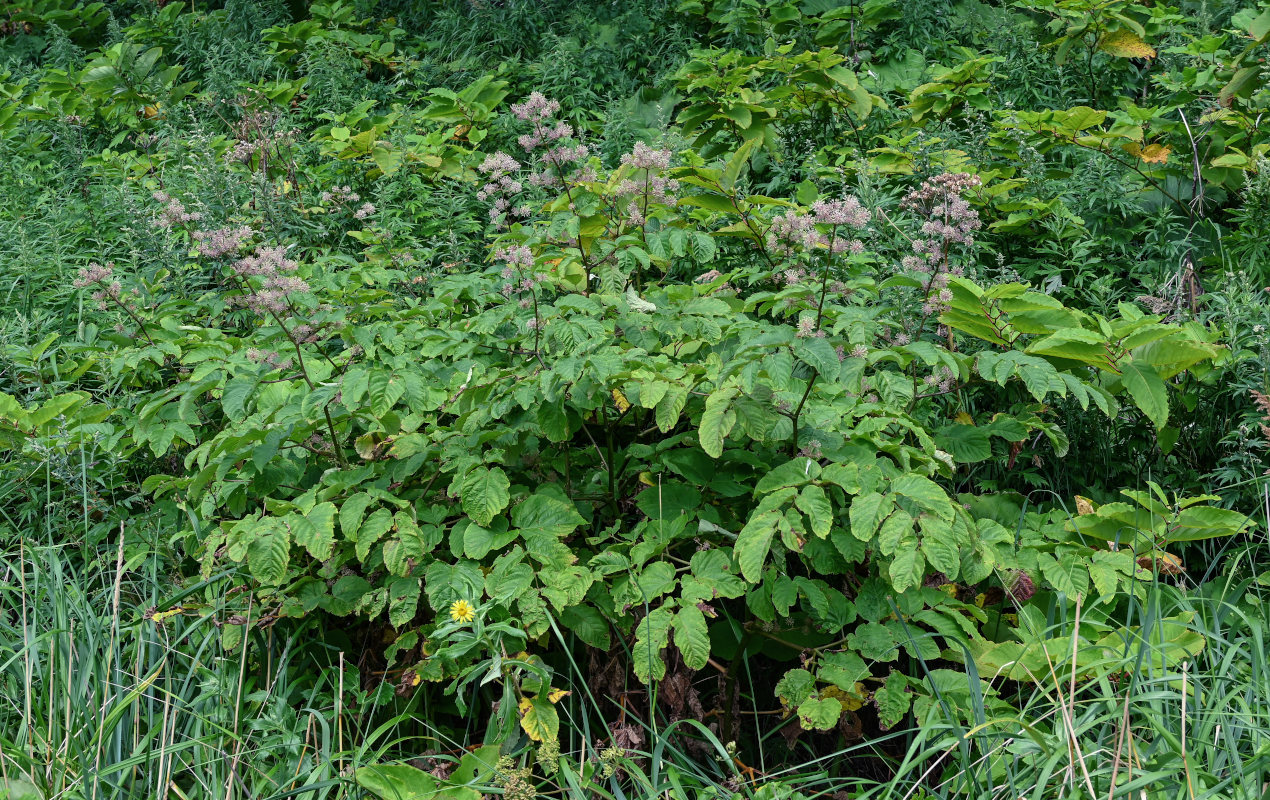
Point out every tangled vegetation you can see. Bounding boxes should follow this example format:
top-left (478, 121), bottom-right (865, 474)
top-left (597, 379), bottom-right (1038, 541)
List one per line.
top-left (2, 0), bottom-right (1270, 798)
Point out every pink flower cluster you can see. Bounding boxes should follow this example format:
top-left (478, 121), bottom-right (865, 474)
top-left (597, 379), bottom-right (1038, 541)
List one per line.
top-left (796, 315), bottom-right (826, 339)
top-left (477, 152), bottom-right (528, 225)
top-left (898, 173), bottom-right (983, 316)
top-left (318, 185), bottom-right (376, 220)
top-left (766, 195), bottom-right (870, 256)
top-left (511, 92), bottom-right (589, 175)
top-left (229, 244), bottom-right (310, 314)
top-left (192, 226), bottom-right (254, 259)
top-left (73, 262), bottom-right (123, 310)
top-left (495, 244), bottom-right (534, 270)
top-left (812, 197), bottom-right (871, 227)
top-left (321, 185), bottom-right (360, 205)
top-left (153, 191), bottom-right (202, 229)
top-left (901, 172), bottom-right (982, 268)
top-left (246, 347), bottom-right (293, 370)
top-left (615, 143), bottom-right (679, 225)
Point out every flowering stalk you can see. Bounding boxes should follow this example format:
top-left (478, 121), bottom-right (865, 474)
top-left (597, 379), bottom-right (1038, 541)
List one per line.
top-left (782, 196), bottom-right (871, 454)
top-left (73, 263), bottom-right (157, 346)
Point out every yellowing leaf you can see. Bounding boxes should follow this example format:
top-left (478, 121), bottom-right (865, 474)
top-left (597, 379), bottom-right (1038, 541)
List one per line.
top-left (638, 472), bottom-right (656, 487)
top-left (1099, 30), bottom-right (1156, 59)
top-left (953, 411), bottom-right (975, 425)
top-left (612, 389), bottom-right (631, 413)
top-left (1124, 142), bottom-right (1171, 164)
top-left (518, 696), bottom-right (560, 742)
top-left (547, 688), bottom-right (570, 703)
top-left (1075, 496), bottom-right (1095, 516)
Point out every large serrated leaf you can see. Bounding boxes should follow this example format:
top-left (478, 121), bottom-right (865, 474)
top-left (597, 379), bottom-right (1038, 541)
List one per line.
top-left (247, 518), bottom-right (291, 585)
top-left (736, 508), bottom-right (780, 582)
top-left (674, 604), bottom-right (711, 670)
top-left (461, 466), bottom-right (511, 526)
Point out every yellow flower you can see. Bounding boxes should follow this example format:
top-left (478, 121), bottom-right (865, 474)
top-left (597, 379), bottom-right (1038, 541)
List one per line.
top-left (449, 599), bottom-right (476, 623)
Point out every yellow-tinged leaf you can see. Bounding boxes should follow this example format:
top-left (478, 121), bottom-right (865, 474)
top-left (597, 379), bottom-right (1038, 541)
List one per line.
top-left (1125, 142), bottom-right (1171, 164)
top-left (1140, 144), bottom-right (1171, 163)
top-left (953, 411), bottom-right (975, 425)
top-left (1099, 30), bottom-right (1156, 58)
top-left (517, 695), bottom-right (559, 742)
top-left (547, 688), bottom-right (570, 703)
top-left (822, 683), bottom-right (867, 712)
top-left (1075, 496), bottom-right (1095, 516)
top-left (638, 472), bottom-right (656, 487)
top-left (612, 388), bottom-right (631, 413)
top-left (149, 606), bottom-right (185, 623)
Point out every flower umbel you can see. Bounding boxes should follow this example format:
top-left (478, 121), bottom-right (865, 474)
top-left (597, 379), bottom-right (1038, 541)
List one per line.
top-left (449, 599), bottom-right (476, 623)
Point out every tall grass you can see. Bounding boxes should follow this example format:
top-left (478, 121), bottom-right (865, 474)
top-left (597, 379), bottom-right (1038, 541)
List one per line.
top-left (0, 540), bottom-right (357, 800)
top-left (5, 535), bottom-right (1270, 799)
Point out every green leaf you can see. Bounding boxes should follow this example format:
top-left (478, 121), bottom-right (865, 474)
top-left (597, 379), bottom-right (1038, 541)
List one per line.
top-left (294, 503), bottom-right (335, 560)
top-left (819, 651), bottom-right (869, 691)
top-left (560, 605), bottom-right (610, 649)
top-left (355, 764), bottom-right (438, 800)
top-left (221, 378), bottom-right (256, 421)
top-left (674, 604), bottom-right (711, 670)
top-left (387, 577), bottom-right (420, 628)
top-left (920, 528), bottom-right (960, 578)
top-left (775, 668), bottom-right (817, 706)
top-left (339, 493), bottom-right (375, 541)
top-left (933, 424), bottom-right (992, 463)
top-left (891, 475), bottom-right (953, 519)
top-left (736, 509), bottom-right (780, 582)
top-left (795, 337), bottom-right (841, 377)
top-left (848, 621), bottom-right (899, 661)
top-left (796, 484), bottom-right (832, 538)
top-left (1119, 360), bottom-right (1168, 429)
top-left (679, 193), bottom-right (737, 214)
top-left (655, 384), bottom-right (689, 433)
top-left (461, 466), bottom-right (511, 526)
top-left (699, 384), bottom-right (739, 458)
top-left (512, 493), bottom-right (586, 539)
top-left (247, 518), bottom-right (291, 585)
top-left (1041, 554), bottom-right (1090, 599)
top-left (797, 695), bottom-right (842, 731)
top-left (357, 508), bottom-right (396, 561)
top-left (1169, 505), bottom-right (1249, 542)
top-left (537, 401), bottom-right (571, 442)
top-left (888, 545), bottom-right (925, 594)
top-left (384, 512), bottom-right (426, 577)
top-left (849, 492), bottom-right (893, 541)
top-left (633, 606), bottom-right (674, 682)
top-left (689, 231), bottom-right (718, 263)
top-left (756, 458), bottom-right (820, 494)
top-left (873, 671), bottom-right (911, 729)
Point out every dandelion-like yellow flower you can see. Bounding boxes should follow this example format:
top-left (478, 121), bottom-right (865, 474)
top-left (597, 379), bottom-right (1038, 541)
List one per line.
top-left (449, 599), bottom-right (476, 623)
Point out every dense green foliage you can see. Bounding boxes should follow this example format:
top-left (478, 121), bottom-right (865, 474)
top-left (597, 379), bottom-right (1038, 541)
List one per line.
top-left (2, 0), bottom-right (1270, 798)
